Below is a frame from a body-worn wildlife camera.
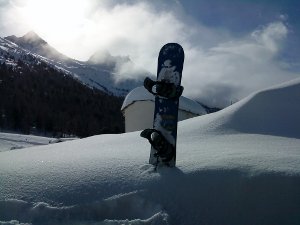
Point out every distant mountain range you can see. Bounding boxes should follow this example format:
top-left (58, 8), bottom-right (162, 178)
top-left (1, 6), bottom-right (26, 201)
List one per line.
top-left (2, 31), bottom-right (145, 96)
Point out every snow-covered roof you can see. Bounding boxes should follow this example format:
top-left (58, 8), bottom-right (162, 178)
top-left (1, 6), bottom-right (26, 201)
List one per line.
top-left (121, 86), bottom-right (206, 115)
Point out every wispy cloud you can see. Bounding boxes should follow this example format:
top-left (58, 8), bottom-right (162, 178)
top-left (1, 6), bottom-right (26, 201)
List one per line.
top-left (1, 0), bottom-right (298, 107)
top-left (183, 21), bottom-right (296, 107)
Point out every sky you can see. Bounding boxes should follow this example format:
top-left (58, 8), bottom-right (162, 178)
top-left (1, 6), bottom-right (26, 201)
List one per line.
top-left (1, 0), bottom-right (300, 107)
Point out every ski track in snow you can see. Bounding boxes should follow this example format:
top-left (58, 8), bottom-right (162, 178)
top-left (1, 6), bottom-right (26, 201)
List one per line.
top-left (0, 191), bottom-right (169, 225)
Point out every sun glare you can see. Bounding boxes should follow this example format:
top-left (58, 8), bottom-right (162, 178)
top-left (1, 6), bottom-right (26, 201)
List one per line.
top-left (19, 0), bottom-right (89, 38)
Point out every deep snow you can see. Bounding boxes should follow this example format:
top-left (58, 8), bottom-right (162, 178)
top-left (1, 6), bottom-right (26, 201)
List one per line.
top-left (0, 78), bottom-right (300, 225)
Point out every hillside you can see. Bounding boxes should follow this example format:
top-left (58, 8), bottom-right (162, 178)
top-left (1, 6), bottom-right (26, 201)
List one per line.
top-left (0, 48), bottom-right (124, 137)
top-left (3, 32), bottom-right (144, 96)
top-left (0, 77), bottom-right (299, 225)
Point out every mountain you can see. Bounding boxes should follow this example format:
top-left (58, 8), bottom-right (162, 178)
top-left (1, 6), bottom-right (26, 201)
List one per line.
top-left (3, 31), bottom-right (145, 96)
top-left (0, 36), bottom-right (125, 137)
top-left (5, 31), bottom-right (69, 62)
top-left (0, 77), bottom-right (300, 224)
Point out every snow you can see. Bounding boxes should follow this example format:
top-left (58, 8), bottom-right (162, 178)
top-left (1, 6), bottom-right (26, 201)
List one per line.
top-left (0, 132), bottom-right (56, 152)
top-left (1, 77), bottom-right (300, 224)
top-left (0, 132), bottom-right (76, 152)
top-left (0, 45), bottom-right (9, 52)
top-left (121, 86), bottom-right (206, 115)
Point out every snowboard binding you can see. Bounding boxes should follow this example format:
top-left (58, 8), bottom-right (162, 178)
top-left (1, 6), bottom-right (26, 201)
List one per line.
top-left (144, 77), bottom-right (183, 99)
top-left (140, 128), bottom-right (175, 164)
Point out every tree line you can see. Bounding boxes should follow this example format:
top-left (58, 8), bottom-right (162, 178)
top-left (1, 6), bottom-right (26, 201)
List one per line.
top-left (0, 59), bottom-right (125, 137)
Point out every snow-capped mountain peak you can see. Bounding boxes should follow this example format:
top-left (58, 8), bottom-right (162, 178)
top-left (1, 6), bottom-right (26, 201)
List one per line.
top-left (1, 32), bottom-right (144, 96)
top-left (20, 30), bottom-right (47, 45)
top-left (6, 31), bottom-right (47, 47)
top-left (5, 31), bottom-right (70, 62)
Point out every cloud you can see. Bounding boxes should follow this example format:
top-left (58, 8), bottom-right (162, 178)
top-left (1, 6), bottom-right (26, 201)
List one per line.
top-left (73, 3), bottom-right (298, 108)
top-left (1, 0), bottom-right (298, 108)
top-left (182, 21), bottom-right (296, 107)
top-left (83, 2), bottom-right (189, 64)
top-left (0, 0), bottom-right (32, 36)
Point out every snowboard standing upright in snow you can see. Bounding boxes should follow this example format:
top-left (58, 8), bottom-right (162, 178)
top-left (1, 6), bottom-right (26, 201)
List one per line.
top-left (141, 43), bottom-right (184, 167)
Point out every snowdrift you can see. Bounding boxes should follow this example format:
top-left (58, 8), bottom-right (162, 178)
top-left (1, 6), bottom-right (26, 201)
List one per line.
top-left (181, 77), bottom-right (300, 138)
top-left (223, 78), bottom-right (300, 138)
top-left (1, 78), bottom-right (300, 225)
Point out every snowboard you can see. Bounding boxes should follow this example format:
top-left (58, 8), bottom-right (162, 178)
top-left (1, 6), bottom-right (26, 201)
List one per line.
top-left (141, 43), bottom-right (184, 167)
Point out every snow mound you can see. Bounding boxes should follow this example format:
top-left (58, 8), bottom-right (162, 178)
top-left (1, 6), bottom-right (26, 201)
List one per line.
top-left (224, 77), bottom-right (300, 138)
top-left (182, 77), bottom-right (300, 138)
top-left (1, 78), bottom-right (300, 224)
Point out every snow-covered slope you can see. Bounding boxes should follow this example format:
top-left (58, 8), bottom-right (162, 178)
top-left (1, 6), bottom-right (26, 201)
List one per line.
top-left (0, 132), bottom-right (55, 152)
top-left (0, 132), bottom-right (77, 152)
top-left (1, 78), bottom-right (300, 225)
top-left (225, 78), bottom-right (300, 138)
top-left (1, 32), bottom-right (143, 96)
top-left (183, 77), bottom-right (300, 139)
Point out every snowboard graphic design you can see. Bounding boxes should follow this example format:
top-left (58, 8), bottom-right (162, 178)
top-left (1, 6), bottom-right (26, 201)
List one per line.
top-left (141, 43), bottom-right (184, 167)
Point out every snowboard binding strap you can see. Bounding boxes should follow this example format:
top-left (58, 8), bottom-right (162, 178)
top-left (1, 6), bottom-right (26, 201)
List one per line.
top-left (140, 129), bottom-right (175, 163)
top-left (144, 77), bottom-right (183, 99)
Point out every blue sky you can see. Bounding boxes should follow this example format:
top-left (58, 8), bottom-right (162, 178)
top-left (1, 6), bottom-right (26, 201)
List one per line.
top-left (0, 0), bottom-right (299, 107)
top-left (181, 0), bottom-right (300, 65)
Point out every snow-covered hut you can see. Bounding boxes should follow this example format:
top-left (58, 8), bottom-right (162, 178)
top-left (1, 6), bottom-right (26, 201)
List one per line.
top-left (121, 86), bottom-right (206, 132)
